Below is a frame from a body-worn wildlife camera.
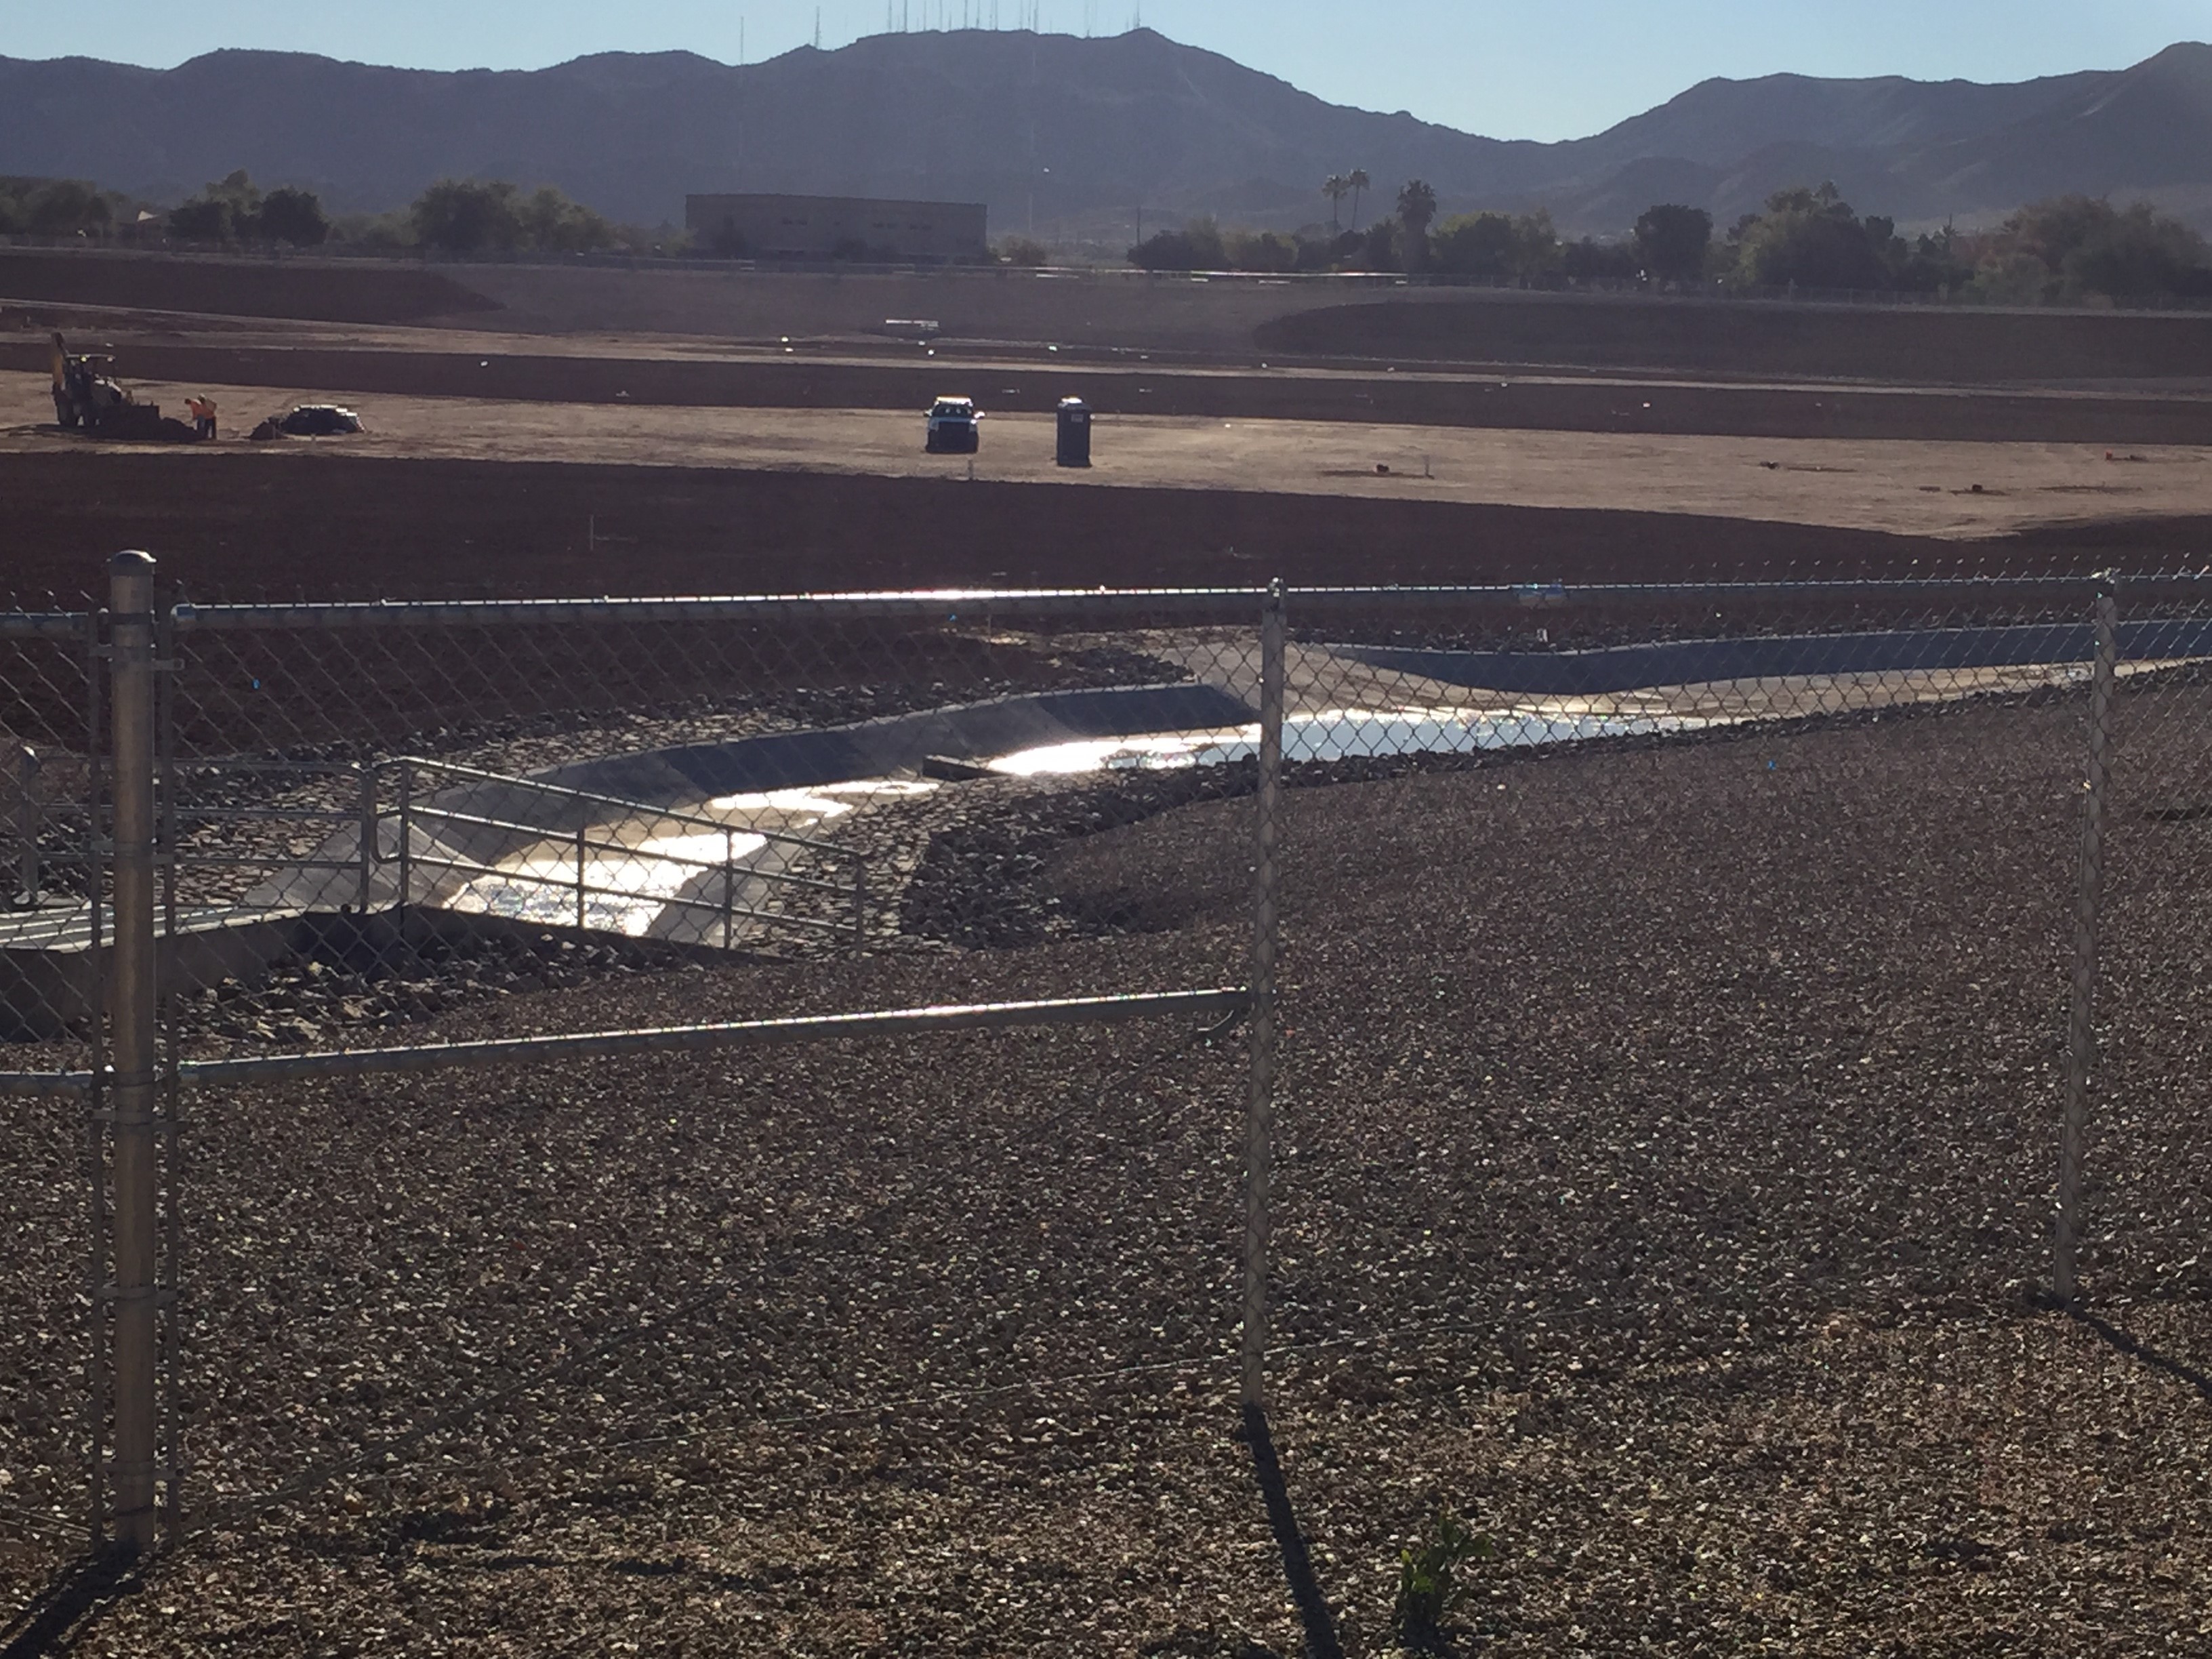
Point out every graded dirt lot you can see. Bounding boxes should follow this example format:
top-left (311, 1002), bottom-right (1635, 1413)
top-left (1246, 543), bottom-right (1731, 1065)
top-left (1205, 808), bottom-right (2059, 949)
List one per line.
top-left (12, 327), bottom-right (2212, 445)
top-left (10, 368), bottom-right (2212, 538)
top-left (12, 262), bottom-right (2212, 605)
top-left (3, 366), bottom-right (2205, 602)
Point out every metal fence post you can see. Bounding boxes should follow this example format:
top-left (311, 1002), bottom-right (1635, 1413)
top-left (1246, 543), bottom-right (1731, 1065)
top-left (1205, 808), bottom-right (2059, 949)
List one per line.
top-left (722, 828), bottom-right (736, 952)
top-left (80, 605), bottom-right (108, 1549)
top-left (396, 759), bottom-right (413, 918)
top-left (155, 586), bottom-right (183, 1540)
top-left (105, 550), bottom-right (162, 1550)
top-left (575, 821), bottom-right (590, 931)
top-left (2055, 575), bottom-right (2119, 1307)
top-left (356, 755), bottom-right (377, 913)
top-left (15, 745), bottom-right (39, 906)
top-left (1242, 579), bottom-right (1286, 1410)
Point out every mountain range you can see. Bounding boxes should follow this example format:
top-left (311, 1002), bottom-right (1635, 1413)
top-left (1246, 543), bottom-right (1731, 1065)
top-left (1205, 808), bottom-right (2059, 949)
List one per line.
top-left (3, 30), bottom-right (2211, 240)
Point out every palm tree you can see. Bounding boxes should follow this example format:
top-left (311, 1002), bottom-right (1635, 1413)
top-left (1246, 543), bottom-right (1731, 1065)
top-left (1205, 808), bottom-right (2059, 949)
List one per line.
top-left (1397, 177), bottom-right (1433, 261)
top-left (1398, 178), bottom-right (1438, 269)
top-left (1323, 173), bottom-right (1349, 231)
top-left (1347, 168), bottom-right (1371, 232)
top-left (1398, 179), bottom-right (1438, 234)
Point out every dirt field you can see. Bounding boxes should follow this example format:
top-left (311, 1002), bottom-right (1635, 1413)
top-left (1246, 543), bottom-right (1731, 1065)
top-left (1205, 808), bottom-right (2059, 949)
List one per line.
top-left (11, 369), bottom-right (2211, 538)
top-left (5, 355), bottom-right (2206, 601)
top-left (12, 327), bottom-right (2212, 446)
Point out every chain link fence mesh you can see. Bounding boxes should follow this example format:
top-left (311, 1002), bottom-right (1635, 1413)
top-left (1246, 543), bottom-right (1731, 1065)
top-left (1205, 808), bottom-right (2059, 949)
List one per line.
top-left (2081, 579), bottom-right (2212, 1309)
top-left (7, 564), bottom-right (2209, 1652)
top-left (154, 595), bottom-right (1269, 1042)
top-left (1263, 582), bottom-right (2099, 1366)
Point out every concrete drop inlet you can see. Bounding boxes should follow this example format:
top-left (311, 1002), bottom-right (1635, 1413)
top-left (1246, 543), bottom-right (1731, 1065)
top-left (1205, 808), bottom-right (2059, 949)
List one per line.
top-left (0, 626), bottom-right (2173, 1038)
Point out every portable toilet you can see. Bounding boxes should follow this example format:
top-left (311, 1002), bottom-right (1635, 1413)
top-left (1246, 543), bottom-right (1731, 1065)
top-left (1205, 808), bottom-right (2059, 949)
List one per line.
top-left (1056, 396), bottom-right (1092, 468)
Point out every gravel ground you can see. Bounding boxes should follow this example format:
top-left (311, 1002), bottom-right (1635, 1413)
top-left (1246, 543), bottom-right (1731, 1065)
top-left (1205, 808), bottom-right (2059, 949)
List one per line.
top-left (6, 685), bottom-right (2212, 1654)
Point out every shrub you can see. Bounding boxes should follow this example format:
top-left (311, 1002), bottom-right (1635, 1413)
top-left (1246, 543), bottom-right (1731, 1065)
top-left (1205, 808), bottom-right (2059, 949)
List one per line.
top-left (1729, 184), bottom-right (1894, 291)
top-left (1391, 1511), bottom-right (1494, 1649)
top-left (1128, 218), bottom-right (1225, 270)
top-left (1633, 204), bottom-right (1713, 283)
top-left (167, 171), bottom-right (329, 246)
top-left (17, 179), bottom-right (114, 237)
top-left (1432, 209), bottom-right (1559, 281)
top-left (411, 180), bottom-right (527, 253)
top-left (519, 186), bottom-right (615, 253)
top-left (2004, 196), bottom-right (2212, 301)
top-left (258, 186), bottom-right (330, 247)
top-left (1561, 236), bottom-right (1640, 281)
top-left (996, 234), bottom-right (1049, 266)
top-left (408, 180), bottom-right (613, 255)
top-left (1224, 228), bottom-right (1299, 272)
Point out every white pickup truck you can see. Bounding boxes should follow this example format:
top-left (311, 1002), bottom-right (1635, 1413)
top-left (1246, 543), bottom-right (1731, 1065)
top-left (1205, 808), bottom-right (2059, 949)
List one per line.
top-left (924, 396), bottom-right (982, 454)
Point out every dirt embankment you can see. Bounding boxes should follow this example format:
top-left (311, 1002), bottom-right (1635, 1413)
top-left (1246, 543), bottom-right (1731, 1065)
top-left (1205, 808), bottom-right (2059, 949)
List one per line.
top-left (18, 248), bottom-right (2212, 392)
top-left (1259, 295), bottom-right (2212, 383)
top-left (0, 250), bottom-right (500, 326)
top-left (7, 337), bottom-right (2212, 445)
top-left (0, 451), bottom-right (2157, 605)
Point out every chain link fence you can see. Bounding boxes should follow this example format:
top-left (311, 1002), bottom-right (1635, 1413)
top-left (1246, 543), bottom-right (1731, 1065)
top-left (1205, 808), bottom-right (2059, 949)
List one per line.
top-left (3, 559), bottom-right (2204, 1650)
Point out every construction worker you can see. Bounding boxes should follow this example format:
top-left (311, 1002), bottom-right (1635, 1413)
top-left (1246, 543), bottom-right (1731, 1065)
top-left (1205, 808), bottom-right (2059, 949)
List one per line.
top-left (186, 395), bottom-right (218, 441)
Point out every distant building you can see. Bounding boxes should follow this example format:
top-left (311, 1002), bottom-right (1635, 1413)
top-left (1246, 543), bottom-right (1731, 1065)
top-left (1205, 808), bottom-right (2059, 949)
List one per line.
top-left (685, 194), bottom-right (989, 262)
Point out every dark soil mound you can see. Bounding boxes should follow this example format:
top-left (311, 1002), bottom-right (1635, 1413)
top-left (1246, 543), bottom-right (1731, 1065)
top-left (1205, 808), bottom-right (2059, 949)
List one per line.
top-left (0, 250), bottom-right (500, 326)
top-left (1256, 293), bottom-right (2212, 383)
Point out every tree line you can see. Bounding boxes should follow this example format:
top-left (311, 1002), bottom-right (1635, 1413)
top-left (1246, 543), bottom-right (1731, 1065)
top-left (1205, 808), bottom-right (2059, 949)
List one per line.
top-left (169, 173), bottom-right (630, 254)
top-left (15, 160), bottom-right (2210, 301)
top-left (1, 170), bottom-right (636, 254)
top-left (1127, 172), bottom-right (2212, 304)
top-left (0, 176), bottom-right (144, 238)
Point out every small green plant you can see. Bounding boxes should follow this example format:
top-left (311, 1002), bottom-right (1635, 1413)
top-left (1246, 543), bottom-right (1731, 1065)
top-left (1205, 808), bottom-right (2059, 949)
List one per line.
top-left (1391, 1511), bottom-right (1494, 1650)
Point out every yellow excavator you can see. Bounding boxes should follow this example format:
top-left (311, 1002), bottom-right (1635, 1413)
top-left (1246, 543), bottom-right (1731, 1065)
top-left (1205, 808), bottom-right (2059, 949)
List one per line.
top-left (48, 331), bottom-right (175, 439)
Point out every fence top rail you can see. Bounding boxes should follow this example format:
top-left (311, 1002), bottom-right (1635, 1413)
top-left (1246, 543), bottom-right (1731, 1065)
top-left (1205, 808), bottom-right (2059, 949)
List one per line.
top-left (20, 573), bottom-right (2209, 639)
top-left (169, 589), bottom-right (1273, 631)
top-left (154, 575), bottom-right (2212, 632)
top-left (1290, 577), bottom-right (2148, 607)
top-left (0, 612), bottom-right (92, 640)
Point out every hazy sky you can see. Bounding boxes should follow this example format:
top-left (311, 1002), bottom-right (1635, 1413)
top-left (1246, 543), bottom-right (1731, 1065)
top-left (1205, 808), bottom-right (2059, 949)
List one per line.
top-left (8, 1), bottom-right (2209, 140)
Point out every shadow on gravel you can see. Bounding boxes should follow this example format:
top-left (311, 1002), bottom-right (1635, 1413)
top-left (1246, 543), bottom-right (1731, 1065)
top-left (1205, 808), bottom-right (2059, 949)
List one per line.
top-left (1242, 1404), bottom-right (1345, 1659)
top-left (0, 1549), bottom-right (142, 1659)
top-left (2071, 1309), bottom-right (2212, 1406)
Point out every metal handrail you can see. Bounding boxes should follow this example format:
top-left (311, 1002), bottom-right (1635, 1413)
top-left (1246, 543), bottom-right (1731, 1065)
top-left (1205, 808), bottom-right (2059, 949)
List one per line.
top-left (390, 755), bottom-right (860, 860)
top-left (5, 750), bottom-right (867, 947)
top-left (391, 803), bottom-right (858, 896)
top-left (387, 757), bottom-right (866, 949)
top-left (394, 842), bottom-right (859, 938)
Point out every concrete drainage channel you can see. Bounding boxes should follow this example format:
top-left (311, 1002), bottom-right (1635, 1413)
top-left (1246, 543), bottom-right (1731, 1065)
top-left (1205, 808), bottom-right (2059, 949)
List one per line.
top-left (0, 621), bottom-right (2157, 1040)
